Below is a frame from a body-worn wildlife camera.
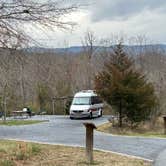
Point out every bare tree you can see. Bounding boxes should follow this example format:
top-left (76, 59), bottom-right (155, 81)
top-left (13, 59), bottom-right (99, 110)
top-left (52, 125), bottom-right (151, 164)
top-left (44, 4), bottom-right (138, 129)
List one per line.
top-left (0, 0), bottom-right (79, 48)
top-left (0, 0), bottom-right (79, 117)
top-left (82, 30), bottom-right (96, 89)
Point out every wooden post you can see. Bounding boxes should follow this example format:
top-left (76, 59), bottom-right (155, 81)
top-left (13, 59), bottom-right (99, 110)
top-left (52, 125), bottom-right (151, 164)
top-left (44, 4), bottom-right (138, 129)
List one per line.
top-left (83, 122), bottom-right (96, 164)
top-left (163, 116), bottom-right (166, 135)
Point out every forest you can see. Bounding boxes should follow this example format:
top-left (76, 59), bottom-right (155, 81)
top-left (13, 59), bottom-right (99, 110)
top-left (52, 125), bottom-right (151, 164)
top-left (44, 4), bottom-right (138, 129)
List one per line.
top-left (0, 42), bottom-right (166, 115)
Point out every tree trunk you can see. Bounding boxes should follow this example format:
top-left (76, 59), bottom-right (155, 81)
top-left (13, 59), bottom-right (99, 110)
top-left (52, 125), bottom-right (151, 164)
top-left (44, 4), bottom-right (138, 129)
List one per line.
top-left (3, 97), bottom-right (6, 123)
top-left (20, 62), bottom-right (26, 106)
top-left (88, 58), bottom-right (92, 89)
top-left (3, 83), bottom-right (7, 123)
top-left (119, 100), bottom-right (122, 127)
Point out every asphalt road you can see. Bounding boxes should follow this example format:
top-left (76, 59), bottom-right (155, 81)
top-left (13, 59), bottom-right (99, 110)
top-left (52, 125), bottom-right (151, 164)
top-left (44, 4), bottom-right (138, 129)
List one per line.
top-left (0, 115), bottom-right (166, 164)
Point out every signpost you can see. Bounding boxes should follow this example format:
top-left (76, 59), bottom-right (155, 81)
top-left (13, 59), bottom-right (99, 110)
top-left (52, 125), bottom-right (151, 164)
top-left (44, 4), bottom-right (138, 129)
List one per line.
top-left (83, 122), bottom-right (97, 164)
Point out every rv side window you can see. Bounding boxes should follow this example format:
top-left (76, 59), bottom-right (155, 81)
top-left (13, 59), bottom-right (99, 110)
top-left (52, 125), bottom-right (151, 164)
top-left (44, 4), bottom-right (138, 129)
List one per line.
top-left (97, 97), bottom-right (102, 104)
top-left (91, 96), bottom-right (102, 104)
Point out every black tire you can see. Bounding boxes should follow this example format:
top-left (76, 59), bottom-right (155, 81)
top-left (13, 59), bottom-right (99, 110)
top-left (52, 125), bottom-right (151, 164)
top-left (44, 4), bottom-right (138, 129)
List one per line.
top-left (89, 112), bottom-right (93, 119)
top-left (70, 116), bottom-right (74, 120)
top-left (100, 110), bottom-right (103, 117)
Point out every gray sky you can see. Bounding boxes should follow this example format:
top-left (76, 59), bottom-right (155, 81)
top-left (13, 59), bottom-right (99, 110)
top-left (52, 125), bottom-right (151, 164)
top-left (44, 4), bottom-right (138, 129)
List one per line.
top-left (28, 0), bottom-right (166, 47)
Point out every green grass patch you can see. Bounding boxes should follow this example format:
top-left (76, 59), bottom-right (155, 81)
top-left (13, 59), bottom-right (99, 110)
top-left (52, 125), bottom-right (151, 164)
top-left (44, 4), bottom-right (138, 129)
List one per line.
top-left (0, 120), bottom-right (48, 126)
top-left (31, 144), bottom-right (41, 154)
top-left (0, 160), bottom-right (15, 166)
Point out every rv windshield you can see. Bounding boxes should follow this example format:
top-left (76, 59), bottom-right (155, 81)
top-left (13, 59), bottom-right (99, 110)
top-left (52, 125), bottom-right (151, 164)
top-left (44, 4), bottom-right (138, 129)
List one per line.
top-left (72, 97), bottom-right (90, 105)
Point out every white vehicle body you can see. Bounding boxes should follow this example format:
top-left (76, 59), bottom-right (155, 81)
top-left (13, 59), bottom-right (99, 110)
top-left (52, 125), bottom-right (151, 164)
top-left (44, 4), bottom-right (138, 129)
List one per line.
top-left (70, 90), bottom-right (103, 119)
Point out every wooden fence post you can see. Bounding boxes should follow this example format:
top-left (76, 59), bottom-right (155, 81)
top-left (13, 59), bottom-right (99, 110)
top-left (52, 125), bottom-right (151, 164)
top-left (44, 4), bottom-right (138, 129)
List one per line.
top-left (83, 122), bottom-right (97, 164)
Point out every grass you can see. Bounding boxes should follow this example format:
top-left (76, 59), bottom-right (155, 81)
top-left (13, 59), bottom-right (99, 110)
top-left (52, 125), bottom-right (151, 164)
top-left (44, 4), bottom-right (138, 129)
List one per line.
top-left (0, 160), bottom-right (15, 166)
top-left (0, 120), bottom-right (48, 126)
top-left (97, 117), bottom-right (166, 138)
top-left (0, 140), bottom-right (151, 166)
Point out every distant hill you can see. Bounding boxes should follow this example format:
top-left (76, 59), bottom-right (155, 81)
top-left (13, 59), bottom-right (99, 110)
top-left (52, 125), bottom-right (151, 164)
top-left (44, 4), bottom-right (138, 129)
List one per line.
top-left (24, 44), bottom-right (166, 54)
top-left (24, 46), bottom-right (90, 54)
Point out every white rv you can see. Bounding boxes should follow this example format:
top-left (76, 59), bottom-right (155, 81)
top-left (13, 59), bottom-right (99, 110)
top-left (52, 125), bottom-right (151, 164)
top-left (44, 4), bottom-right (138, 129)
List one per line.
top-left (70, 90), bottom-right (103, 119)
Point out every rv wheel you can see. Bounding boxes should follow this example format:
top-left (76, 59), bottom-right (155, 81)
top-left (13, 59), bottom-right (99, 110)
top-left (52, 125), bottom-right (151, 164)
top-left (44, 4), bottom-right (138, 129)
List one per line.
top-left (89, 112), bottom-right (93, 119)
top-left (98, 109), bottom-right (103, 117)
top-left (70, 117), bottom-right (74, 120)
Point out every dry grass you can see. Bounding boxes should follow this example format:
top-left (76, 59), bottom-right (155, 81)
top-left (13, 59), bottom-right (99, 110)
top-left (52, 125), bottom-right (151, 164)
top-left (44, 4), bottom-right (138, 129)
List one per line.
top-left (0, 140), bottom-right (151, 166)
top-left (97, 117), bottom-right (166, 138)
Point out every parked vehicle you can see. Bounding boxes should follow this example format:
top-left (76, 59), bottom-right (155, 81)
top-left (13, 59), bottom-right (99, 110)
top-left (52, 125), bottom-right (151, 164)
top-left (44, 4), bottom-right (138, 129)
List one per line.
top-left (70, 90), bottom-right (103, 119)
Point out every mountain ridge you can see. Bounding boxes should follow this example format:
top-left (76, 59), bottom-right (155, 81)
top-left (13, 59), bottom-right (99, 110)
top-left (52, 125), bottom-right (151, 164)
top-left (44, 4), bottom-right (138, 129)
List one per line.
top-left (25, 44), bottom-right (166, 54)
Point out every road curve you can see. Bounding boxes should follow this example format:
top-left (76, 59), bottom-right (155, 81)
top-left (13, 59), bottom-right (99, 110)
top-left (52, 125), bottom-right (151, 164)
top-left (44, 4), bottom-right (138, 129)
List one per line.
top-left (0, 115), bottom-right (166, 163)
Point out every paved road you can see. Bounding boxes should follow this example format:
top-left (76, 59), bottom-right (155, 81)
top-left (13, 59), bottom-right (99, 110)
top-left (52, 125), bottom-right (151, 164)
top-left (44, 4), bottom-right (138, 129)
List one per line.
top-left (0, 115), bottom-right (166, 164)
top-left (154, 148), bottom-right (166, 166)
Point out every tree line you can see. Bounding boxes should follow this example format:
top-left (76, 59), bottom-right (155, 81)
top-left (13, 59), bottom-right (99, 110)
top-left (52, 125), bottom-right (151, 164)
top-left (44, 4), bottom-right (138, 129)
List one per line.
top-left (0, 43), bottom-right (166, 117)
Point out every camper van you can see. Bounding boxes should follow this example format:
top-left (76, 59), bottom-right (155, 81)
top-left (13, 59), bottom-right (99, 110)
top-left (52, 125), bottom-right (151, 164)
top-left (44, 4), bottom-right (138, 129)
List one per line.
top-left (70, 90), bottom-right (103, 119)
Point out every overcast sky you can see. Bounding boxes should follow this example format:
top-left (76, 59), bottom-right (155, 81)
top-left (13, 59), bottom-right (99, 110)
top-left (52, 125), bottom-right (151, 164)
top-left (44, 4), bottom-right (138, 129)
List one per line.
top-left (27, 0), bottom-right (166, 47)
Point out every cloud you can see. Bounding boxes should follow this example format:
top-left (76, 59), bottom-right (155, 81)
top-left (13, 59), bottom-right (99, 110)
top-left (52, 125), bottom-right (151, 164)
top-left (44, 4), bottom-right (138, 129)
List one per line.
top-left (88, 0), bottom-right (166, 22)
top-left (29, 0), bottom-right (166, 46)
